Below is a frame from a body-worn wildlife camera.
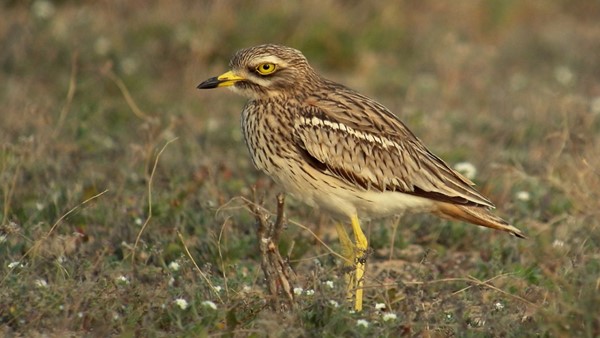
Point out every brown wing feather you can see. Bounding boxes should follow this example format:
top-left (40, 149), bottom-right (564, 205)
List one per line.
top-left (294, 86), bottom-right (494, 208)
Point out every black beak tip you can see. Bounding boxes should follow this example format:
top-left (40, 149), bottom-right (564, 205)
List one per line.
top-left (197, 77), bottom-right (220, 89)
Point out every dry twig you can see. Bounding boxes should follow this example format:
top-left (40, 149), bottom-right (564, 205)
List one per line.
top-left (246, 191), bottom-right (297, 312)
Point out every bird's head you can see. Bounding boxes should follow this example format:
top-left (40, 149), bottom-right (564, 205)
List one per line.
top-left (197, 44), bottom-right (316, 99)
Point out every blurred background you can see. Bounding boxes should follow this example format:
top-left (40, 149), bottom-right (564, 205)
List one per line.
top-left (1, 1), bottom-right (599, 336)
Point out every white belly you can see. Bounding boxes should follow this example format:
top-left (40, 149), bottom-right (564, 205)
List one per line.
top-left (270, 162), bottom-right (435, 221)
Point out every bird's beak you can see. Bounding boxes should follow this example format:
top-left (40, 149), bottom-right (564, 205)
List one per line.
top-left (197, 70), bottom-right (245, 89)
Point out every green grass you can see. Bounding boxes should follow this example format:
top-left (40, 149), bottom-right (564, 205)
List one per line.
top-left (2, 1), bottom-right (600, 336)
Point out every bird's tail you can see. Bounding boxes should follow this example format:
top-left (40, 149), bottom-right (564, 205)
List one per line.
top-left (434, 202), bottom-right (526, 239)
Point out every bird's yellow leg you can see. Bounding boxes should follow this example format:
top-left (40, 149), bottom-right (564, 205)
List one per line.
top-left (334, 222), bottom-right (355, 266)
top-left (350, 214), bottom-right (367, 312)
top-left (335, 215), bottom-right (367, 312)
top-left (335, 222), bottom-right (355, 302)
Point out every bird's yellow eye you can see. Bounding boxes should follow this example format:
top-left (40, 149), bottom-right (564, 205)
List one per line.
top-left (256, 63), bottom-right (277, 75)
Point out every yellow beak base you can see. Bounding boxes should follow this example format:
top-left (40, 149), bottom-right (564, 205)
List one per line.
top-left (197, 71), bottom-right (245, 89)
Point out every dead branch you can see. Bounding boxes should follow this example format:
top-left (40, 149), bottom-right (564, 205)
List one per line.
top-left (247, 190), bottom-right (297, 312)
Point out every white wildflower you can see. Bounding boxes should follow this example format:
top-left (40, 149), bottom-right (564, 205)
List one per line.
top-left (383, 313), bottom-right (397, 322)
top-left (305, 289), bottom-right (315, 296)
top-left (454, 162), bottom-right (477, 180)
top-left (356, 319), bottom-right (369, 328)
top-left (94, 37), bottom-right (111, 56)
top-left (121, 57), bottom-right (139, 76)
top-left (324, 280), bottom-right (334, 289)
top-left (174, 298), bottom-right (188, 310)
top-left (201, 300), bottom-right (217, 310)
top-left (168, 277), bottom-right (175, 287)
top-left (293, 287), bottom-right (304, 296)
top-left (494, 302), bottom-right (505, 310)
top-left (32, 0), bottom-right (55, 19)
top-left (515, 191), bottom-right (530, 202)
top-left (77, 312), bottom-right (84, 318)
top-left (375, 303), bottom-right (386, 310)
top-left (116, 275), bottom-right (129, 285)
top-left (214, 285), bottom-right (222, 292)
top-left (8, 261), bottom-right (21, 269)
top-left (328, 300), bottom-right (339, 308)
top-left (552, 240), bottom-right (565, 248)
top-left (35, 279), bottom-right (48, 288)
top-left (168, 261), bottom-right (180, 271)
top-left (554, 66), bottom-right (574, 86)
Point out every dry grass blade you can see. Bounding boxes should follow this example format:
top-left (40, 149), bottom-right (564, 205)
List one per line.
top-left (177, 229), bottom-right (223, 303)
top-left (53, 52), bottom-right (78, 138)
top-left (102, 66), bottom-right (154, 122)
top-left (132, 138), bottom-right (178, 269)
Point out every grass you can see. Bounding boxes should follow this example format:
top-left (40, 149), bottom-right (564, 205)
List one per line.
top-left (2, 1), bottom-right (600, 336)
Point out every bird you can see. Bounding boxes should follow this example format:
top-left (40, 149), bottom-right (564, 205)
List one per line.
top-left (197, 44), bottom-right (525, 312)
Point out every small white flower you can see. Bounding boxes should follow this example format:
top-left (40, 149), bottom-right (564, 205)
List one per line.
top-left (134, 218), bottom-right (143, 225)
top-left (59, 305), bottom-right (64, 311)
top-left (77, 312), bottom-right (84, 318)
top-left (554, 66), bottom-right (574, 86)
top-left (168, 277), bottom-right (175, 287)
top-left (121, 57), bottom-right (139, 76)
top-left (515, 191), bottom-right (530, 202)
top-left (356, 319), bottom-right (369, 328)
top-left (113, 313), bottom-right (120, 320)
top-left (168, 261), bottom-right (180, 271)
top-left (454, 162), bottom-right (477, 180)
top-left (375, 303), bottom-right (386, 310)
top-left (174, 298), bottom-right (188, 310)
top-left (552, 240), bottom-right (565, 248)
top-left (8, 261), bottom-right (21, 269)
top-left (94, 37), bottom-right (111, 56)
top-left (494, 302), bottom-right (504, 310)
top-left (242, 285), bottom-right (251, 293)
top-left (325, 280), bottom-right (334, 289)
top-left (35, 279), bottom-right (48, 288)
top-left (328, 300), bottom-right (339, 308)
top-left (201, 300), bottom-right (217, 310)
top-left (214, 285), bottom-right (222, 292)
top-left (56, 256), bottom-right (67, 264)
top-left (293, 287), bottom-right (304, 296)
top-left (383, 313), bottom-right (397, 322)
top-left (348, 310), bottom-right (356, 314)
top-left (116, 275), bottom-right (130, 285)
top-left (305, 289), bottom-right (315, 296)
top-left (32, 0), bottom-right (55, 19)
